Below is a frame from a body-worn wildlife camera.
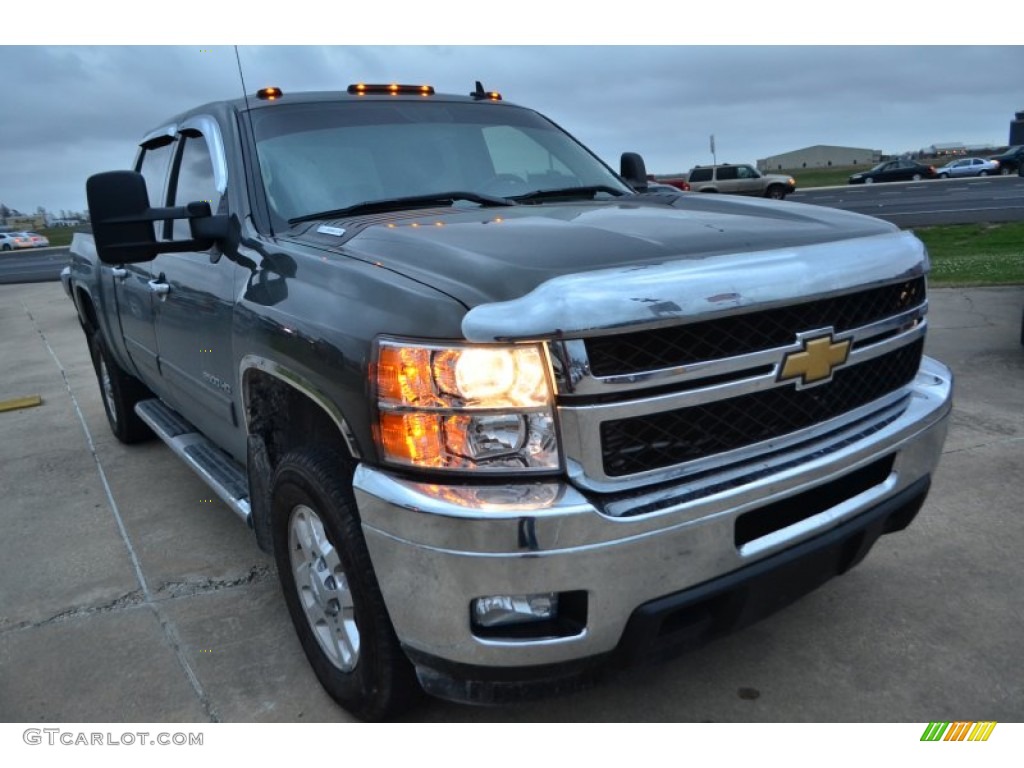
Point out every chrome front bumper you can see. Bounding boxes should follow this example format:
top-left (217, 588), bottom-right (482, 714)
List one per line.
top-left (354, 356), bottom-right (952, 674)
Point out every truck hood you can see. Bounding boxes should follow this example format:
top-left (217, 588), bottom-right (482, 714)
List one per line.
top-left (285, 196), bottom-right (924, 340)
top-left (290, 196), bottom-right (896, 308)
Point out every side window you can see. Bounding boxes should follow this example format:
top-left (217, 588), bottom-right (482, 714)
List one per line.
top-left (689, 168), bottom-right (712, 182)
top-left (717, 166), bottom-right (738, 181)
top-left (136, 139), bottom-right (175, 240)
top-left (170, 132), bottom-right (221, 240)
top-left (737, 166), bottom-right (757, 179)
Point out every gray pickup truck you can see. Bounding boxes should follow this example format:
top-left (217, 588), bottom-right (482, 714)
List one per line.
top-left (62, 82), bottom-right (953, 720)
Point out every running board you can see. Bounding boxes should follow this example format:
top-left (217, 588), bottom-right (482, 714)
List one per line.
top-left (134, 399), bottom-right (252, 525)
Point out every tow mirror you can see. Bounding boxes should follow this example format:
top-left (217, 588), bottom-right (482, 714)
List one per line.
top-left (86, 170), bottom-right (230, 264)
top-left (620, 152), bottom-right (648, 191)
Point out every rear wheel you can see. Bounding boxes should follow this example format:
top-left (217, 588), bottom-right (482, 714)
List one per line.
top-left (271, 447), bottom-right (420, 720)
top-left (912, 173), bottom-right (923, 181)
top-left (979, 170), bottom-right (989, 177)
top-left (89, 330), bottom-right (153, 443)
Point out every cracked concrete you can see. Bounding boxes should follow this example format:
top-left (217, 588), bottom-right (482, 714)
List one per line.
top-left (1, 281), bottom-right (1022, 722)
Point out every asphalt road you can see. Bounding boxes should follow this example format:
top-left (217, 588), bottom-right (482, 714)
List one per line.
top-left (1, 281), bottom-right (1022, 723)
top-left (0, 247), bottom-right (70, 284)
top-left (790, 175), bottom-right (1024, 227)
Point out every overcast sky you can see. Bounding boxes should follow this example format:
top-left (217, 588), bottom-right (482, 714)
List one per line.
top-left (1, 43), bottom-right (1021, 214)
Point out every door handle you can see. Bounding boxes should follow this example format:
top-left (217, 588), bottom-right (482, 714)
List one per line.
top-left (147, 279), bottom-right (170, 296)
top-left (111, 267), bottom-right (127, 279)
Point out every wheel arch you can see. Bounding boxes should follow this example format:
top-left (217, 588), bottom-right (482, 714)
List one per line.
top-left (240, 356), bottom-right (364, 551)
top-left (75, 285), bottom-right (100, 335)
top-left (241, 355), bottom-right (362, 464)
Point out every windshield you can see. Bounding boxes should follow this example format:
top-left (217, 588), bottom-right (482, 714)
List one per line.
top-left (250, 100), bottom-right (632, 226)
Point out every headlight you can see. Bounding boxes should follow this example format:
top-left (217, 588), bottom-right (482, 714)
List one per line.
top-left (373, 339), bottom-right (560, 472)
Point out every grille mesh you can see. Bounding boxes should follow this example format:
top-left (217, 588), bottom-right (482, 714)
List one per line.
top-left (585, 278), bottom-right (925, 377)
top-left (600, 339), bottom-right (924, 477)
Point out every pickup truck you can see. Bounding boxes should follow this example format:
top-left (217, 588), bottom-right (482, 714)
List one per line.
top-left (62, 82), bottom-right (953, 720)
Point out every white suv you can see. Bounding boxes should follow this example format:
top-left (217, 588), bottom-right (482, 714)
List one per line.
top-left (687, 164), bottom-right (796, 199)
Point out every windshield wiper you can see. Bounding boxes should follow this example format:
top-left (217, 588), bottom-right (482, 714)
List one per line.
top-left (509, 185), bottom-right (629, 203)
top-left (288, 191), bottom-right (514, 225)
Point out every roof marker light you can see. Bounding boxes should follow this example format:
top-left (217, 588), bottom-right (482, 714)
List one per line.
top-left (347, 83), bottom-right (435, 96)
top-left (470, 80), bottom-right (502, 101)
top-left (257, 87), bottom-right (283, 100)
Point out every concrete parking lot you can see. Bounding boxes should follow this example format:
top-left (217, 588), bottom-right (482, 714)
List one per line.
top-left (1, 281), bottom-right (1022, 723)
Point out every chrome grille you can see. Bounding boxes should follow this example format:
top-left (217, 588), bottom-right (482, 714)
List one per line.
top-left (554, 276), bottom-right (930, 493)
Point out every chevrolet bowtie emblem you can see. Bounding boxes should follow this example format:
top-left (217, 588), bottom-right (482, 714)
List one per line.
top-left (779, 331), bottom-right (851, 387)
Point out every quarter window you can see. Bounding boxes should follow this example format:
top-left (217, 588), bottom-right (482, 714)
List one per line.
top-left (136, 138), bottom-right (175, 240)
top-left (171, 132), bottom-right (221, 240)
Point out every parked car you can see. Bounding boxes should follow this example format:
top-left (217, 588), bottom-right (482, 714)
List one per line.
top-left (849, 159), bottom-right (937, 184)
top-left (936, 157), bottom-right (1001, 178)
top-left (643, 181), bottom-right (690, 201)
top-left (0, 232), bottom-right (33, 250)
top-left (647, 176), bottom-right (691, 192)
top-left (687, 163), bottom-right (796, 199)
top-left (19, 231), bottom-right (50, 247)
top-left (988, 145), bottom-right (1024, 175)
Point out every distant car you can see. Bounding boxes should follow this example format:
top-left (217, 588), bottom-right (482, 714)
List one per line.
top-left (19, 231), bottom-right (50, 247)
top-left (687, 164), bottom-right (796, 199)
top-left (936, 157), bottom-right (1001, 178)
top-left (643, 182), bottom-right (690, 201)
top-left (659, 178), bottom-right (691, 192)
top-left (849, 160), bottom-right (937, 184)
top-left (988, 145), bottom-right (1024, 175)
top-left (0, 232), bottom-right (33, 250)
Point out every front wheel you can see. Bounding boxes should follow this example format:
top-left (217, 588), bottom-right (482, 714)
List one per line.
top-left (765, 185), bottom-right (786, 200)
top-left (271, 448), bottom-right (420, 720)
top-left (865, 177), bottom-right (875, 184)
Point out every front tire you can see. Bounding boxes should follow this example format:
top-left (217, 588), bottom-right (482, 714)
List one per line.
top-left (271, 448), bottom-right (420, 720)
top-left (89, 330), bottom-right (153, 443)
top-left (765, 185), bottom-right (786, 200)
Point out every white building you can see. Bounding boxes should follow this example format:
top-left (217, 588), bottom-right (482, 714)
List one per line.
top-left (758, 145), bottom-right (882, 172)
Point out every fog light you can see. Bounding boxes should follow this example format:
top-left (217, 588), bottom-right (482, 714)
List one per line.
top-left (472, 593), bottom-right (559, 628)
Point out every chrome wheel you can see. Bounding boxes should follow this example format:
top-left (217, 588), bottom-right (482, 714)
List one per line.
top-left (288, 504), bottom-right (360, 672)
